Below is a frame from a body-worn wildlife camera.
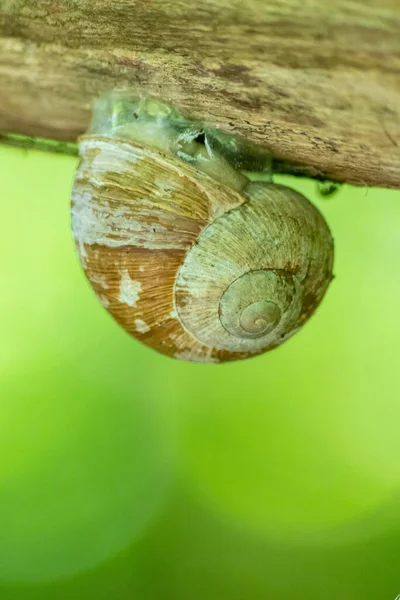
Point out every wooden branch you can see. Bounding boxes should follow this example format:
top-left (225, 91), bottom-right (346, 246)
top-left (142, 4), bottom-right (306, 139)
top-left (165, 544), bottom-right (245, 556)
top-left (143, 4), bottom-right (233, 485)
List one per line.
top-left (0, 0), bottom-right (399, 188)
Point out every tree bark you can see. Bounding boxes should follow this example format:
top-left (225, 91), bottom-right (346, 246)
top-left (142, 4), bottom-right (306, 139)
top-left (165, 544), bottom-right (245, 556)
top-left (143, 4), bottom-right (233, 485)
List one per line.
top-left (0, 0), bottom-right (399, 188)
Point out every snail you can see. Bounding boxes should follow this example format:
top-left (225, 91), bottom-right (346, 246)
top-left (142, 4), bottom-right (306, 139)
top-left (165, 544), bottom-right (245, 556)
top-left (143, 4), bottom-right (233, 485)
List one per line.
top-left (71, 92), bottom-right (334, 363)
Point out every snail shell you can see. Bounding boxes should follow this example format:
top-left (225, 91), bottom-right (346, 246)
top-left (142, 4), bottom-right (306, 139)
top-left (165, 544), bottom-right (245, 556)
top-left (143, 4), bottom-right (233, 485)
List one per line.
top-left (71, 93), bottom-right (334, 363)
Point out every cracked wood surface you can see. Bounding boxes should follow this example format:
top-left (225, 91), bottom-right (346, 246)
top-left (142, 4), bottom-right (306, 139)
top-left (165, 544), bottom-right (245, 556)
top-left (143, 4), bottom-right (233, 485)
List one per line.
top-left (0, 0), bottom-right (399, 187)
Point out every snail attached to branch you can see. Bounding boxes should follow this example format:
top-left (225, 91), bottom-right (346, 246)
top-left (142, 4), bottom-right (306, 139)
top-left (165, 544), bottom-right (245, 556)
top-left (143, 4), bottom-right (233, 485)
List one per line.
top-left (71, 92), bottom-right (334, 363)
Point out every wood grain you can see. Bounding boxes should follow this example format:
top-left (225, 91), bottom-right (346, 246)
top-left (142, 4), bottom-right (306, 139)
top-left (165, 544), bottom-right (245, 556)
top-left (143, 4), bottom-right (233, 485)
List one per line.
top-left (0, 0), bottom-right (399, 187)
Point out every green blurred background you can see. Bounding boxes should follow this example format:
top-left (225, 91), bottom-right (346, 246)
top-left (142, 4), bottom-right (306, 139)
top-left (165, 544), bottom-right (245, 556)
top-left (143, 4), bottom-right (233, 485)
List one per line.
top-left (1, 144), bottom-right (400, 599)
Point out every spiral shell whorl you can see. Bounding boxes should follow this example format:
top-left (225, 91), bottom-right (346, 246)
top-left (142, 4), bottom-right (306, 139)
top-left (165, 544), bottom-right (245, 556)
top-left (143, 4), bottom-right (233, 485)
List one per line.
top-left (219, 270), bottom-right (299, 341)
top-left (174, 182), bottom-right (332, 357)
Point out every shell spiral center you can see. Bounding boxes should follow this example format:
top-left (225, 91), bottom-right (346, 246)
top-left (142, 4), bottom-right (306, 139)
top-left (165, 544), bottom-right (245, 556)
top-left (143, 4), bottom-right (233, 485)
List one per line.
top-left (219, 271), bottom-right (287, 340)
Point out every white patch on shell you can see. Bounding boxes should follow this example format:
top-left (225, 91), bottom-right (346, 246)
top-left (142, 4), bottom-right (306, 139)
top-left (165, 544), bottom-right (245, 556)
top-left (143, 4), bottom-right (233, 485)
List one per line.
top-left (90, 273), bottom-right (109, 289)
top-left (134, 319), bottom-right (151, 333)
top-left (119, 270), bottom-right (142, 307)
top-left (139, 266), bottom-right (145, 272)
top-left (169, 309), bottom-right (178, 319)
top-left (71, 186), bottom-right (180, 250)
top-left (72, 188), bottom-right (145, 248)
top-left (96, 293), bottom-right (111, 308)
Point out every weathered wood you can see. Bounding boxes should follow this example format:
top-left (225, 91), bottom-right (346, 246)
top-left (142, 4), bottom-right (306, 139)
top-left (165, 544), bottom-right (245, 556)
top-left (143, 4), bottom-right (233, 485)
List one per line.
top-left (0, 0), bottom-right (399, 188)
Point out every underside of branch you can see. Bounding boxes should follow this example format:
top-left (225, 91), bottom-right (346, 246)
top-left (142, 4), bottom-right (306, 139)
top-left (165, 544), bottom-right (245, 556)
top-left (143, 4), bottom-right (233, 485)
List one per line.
top-left (0, 0), bottom-right (399, 188)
